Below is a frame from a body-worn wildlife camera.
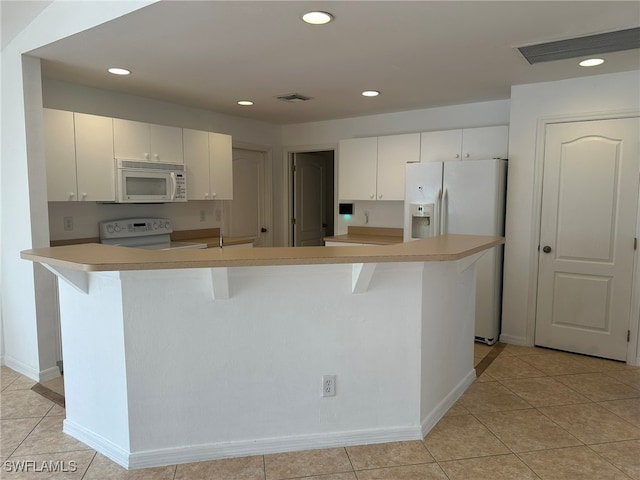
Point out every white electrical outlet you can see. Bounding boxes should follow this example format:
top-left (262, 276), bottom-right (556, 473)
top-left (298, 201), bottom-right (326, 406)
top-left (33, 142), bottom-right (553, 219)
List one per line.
top-left (322, 375), bottom-right (336, 397)
top-left (63, 216), bottom-right (74, 231)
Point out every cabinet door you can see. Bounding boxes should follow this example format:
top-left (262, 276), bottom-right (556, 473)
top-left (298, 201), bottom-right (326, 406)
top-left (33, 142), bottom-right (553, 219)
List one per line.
top-left (209, 132), bottom-right (233, 200)
top-left (338, 137), bottom-right (377, 200)
top-left (113, 118), bottom-right (150, 160)
top-left (149, 124), bottom-right (183, 163)
top-left (183, 129), bottom-right (211, 200)
top-left (420, 130), bottom-right (463, 163)
top-left (75, 113), bottom-right (115, 202)
top-left (377, 133), bottom-right (420, 200)
top-left (44, 109), bottom-right (77, 201)
top-left (461, 126), bottom-right (509, 160)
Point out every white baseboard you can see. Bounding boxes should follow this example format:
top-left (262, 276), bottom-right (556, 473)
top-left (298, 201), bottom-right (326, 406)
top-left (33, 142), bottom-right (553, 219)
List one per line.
top-left (498, 334), bottom-right (528, 346)
top-left (64, 419), bottom-right (130, 468)
top-left (420, 368), bottom-right (476, 438)
top-left (64, 420), bottom-right (423, 470)
top-left (3, 355), bottom-right (39, 381)
top-left (3, 356), bottom-right (61, 382)
top-left (39, 366), bottom-right (61, 382)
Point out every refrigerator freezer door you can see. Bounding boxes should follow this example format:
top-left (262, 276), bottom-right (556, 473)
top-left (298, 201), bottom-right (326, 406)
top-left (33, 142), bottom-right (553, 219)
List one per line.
top-left (442, 159), bottom-right (506, 236)
top-left (404, 162), bottom-right (443, 241)
top-left (442, 159), bottom-right (507, 344)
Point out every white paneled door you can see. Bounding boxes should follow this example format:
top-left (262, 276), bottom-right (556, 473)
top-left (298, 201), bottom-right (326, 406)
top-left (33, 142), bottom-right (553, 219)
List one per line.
top-left (294, 153), bottom-right (326, 246)
top-left (535, 117), bottom-right (640, 361)
top-left (224, 149), bottom-right (267, 246)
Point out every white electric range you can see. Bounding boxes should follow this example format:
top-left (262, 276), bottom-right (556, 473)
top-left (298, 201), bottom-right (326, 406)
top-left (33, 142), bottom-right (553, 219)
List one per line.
top-left (99, 218), bottom-right (207, 250)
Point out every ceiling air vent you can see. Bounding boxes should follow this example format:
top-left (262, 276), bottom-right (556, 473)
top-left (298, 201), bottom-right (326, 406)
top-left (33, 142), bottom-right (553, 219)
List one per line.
top-left (276, 93), bottom-right (313, 102)
top-left (518, 27), bottom-right (640, 64)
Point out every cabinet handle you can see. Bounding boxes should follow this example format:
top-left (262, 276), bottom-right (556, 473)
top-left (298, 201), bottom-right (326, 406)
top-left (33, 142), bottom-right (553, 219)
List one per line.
top-left (378, 194), bottom-right (383, 199)
top-left (204, 193), bottom-right (209, 198)
top-left (69, 192), bottom-right (76, 199)
top-left (465, 153), bottom-right (470, 158)
top-left (454, 154), bottom-right (460, 159)
top-left (211, 192), bottom-right (217, 198)
top-left (370, 194), bottom-right (374, 199)
top-left (153, 153), bottom-right (159, 160)
top-left (144, 152), bottom-right (150, 159)
top-left (81, 193), bottom-right (87, 200)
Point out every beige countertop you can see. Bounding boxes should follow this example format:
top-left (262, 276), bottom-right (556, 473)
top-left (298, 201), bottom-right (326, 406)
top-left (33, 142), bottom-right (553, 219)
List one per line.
top-left (324, 226), bottom-right (404, 245)
top-left (169, 228), bottom-right (255, 248)
top-left (49, 228), bottom-right (255, 248)
top-left (22, 234), bottom-right (504, 272)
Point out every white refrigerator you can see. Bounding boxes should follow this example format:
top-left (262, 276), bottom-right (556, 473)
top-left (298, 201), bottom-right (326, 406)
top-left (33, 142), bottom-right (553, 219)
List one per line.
top-left (404, 159), bottom-right (507, 344)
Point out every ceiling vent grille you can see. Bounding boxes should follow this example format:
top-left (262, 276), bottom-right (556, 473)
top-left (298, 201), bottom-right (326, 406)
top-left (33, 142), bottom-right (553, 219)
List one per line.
top-left (518, 27), bottom-right (640, 64)
top-left (276, 93), bottom-right (313, 102)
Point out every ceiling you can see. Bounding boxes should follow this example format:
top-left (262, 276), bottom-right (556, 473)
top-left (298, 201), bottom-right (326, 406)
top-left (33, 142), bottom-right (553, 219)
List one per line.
top-left (22, 1), bottom-right (640, 125)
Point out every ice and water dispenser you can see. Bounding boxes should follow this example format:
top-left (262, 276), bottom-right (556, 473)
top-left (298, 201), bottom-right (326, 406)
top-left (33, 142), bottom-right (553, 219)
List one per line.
top-left (410, 203), bottom-right (435, 239)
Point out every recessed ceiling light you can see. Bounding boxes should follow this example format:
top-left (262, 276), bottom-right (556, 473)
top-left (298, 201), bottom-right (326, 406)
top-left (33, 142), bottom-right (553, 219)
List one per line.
top-left (362, 90), bottom-right (380, 97)
top-left (237, 100), bottom-right (254, 106)
top-left (579, 58), bottom-right (605, 67)
top-left (108, 67), bottom-right (131, 76)
top-left (302, 11), bottom-right (334, 25)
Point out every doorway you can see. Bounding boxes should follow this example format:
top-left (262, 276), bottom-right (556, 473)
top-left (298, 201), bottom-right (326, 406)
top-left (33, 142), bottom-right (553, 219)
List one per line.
top-left (534, 117), bottom-right (640, 361)
top-left (291, 151), bottom-right (335, 246)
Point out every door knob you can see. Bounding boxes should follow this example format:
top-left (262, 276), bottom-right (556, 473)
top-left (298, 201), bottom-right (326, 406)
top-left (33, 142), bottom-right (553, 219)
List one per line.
top-left (260, 227), bottom-right (268, 233)
top-left (542, 245), bottom-right (552, 253)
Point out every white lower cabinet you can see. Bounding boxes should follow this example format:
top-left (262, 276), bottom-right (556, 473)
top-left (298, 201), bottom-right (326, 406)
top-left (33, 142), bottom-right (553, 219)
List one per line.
top-left (183, 129), bottom-right (233, 200)
top-left (44, 109), bottom-right (115, 202)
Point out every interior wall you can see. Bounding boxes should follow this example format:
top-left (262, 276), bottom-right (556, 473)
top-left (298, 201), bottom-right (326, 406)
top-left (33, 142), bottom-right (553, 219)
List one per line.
top-left (1, 0), bottom-right (156, 378)
top-left (501, 70), bottom-right (640, 355)
top-left (281, 100), bottom-right (510, 235)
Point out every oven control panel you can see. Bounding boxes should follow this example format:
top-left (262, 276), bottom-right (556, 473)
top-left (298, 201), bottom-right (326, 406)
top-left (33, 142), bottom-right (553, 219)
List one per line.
top-left (100, 218), bottom-right (173, 240)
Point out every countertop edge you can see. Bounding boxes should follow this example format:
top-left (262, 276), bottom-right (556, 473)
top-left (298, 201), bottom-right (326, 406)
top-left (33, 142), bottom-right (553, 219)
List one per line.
top-left (21, 235), bottom-right (504, 272)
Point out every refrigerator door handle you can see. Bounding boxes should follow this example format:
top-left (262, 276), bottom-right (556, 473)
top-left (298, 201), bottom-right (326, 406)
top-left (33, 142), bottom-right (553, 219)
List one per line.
top-left (441, 188), bottom-right (448, 235)
top-left (435, 188), bottom-right (442, 236)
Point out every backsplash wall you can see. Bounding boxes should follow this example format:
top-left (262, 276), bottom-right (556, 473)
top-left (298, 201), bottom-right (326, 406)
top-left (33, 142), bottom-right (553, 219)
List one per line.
top-left (48, 200), bottom-right (223, 241)
top-left (334, 200), bottom-right (405, 235)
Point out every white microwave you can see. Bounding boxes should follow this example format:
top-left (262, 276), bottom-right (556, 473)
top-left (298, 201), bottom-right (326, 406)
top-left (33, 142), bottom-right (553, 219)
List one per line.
top-left (115, 159), bottom-right (187, 203)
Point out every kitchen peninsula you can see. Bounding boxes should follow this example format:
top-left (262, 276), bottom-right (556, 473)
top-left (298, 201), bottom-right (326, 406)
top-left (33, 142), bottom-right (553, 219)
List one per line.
top-left (21, 235), bottom-right (503, 469)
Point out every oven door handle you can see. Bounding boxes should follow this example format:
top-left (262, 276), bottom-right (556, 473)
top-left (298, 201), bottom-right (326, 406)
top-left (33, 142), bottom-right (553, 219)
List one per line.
top-left (170, 172), bottom-right (176, 201)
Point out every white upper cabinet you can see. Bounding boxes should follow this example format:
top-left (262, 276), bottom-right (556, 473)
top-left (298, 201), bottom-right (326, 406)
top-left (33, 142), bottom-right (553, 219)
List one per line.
top-left (420, 129), bottom-right (463, 163)
top-left (74, 113), bottom-right (115, 202)
top-left (44, 109), bottom-right (115, 202)
top-left (183, 128), bottom-right (210, 200)
top-left (209, 132), bottom-right (233, 200)
top-left (44, 109), bottom-right (77, 201)
top-left (460, 125), bottom-right (509, 160)
top-left (339, 134), bottom-right (420, 201)
top-left (183, 128), bottom-right (233, 200)
top-left (338, 137), bottom-right (378, 200)
top-left (420, 126), bottom-right (508, 163)
top-left (113, 119), bottom-right (183, 163)
top-left (377, 133), bottom-right (420, 200)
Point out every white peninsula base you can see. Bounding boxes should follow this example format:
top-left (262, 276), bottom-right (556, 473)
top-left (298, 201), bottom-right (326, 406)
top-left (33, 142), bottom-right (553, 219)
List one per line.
top-left (22, 236), bottom-right (501, 469)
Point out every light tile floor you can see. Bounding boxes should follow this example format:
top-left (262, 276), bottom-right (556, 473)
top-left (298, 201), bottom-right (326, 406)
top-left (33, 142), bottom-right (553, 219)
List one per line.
top-left (1, 344), bottom-right (639, 479)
